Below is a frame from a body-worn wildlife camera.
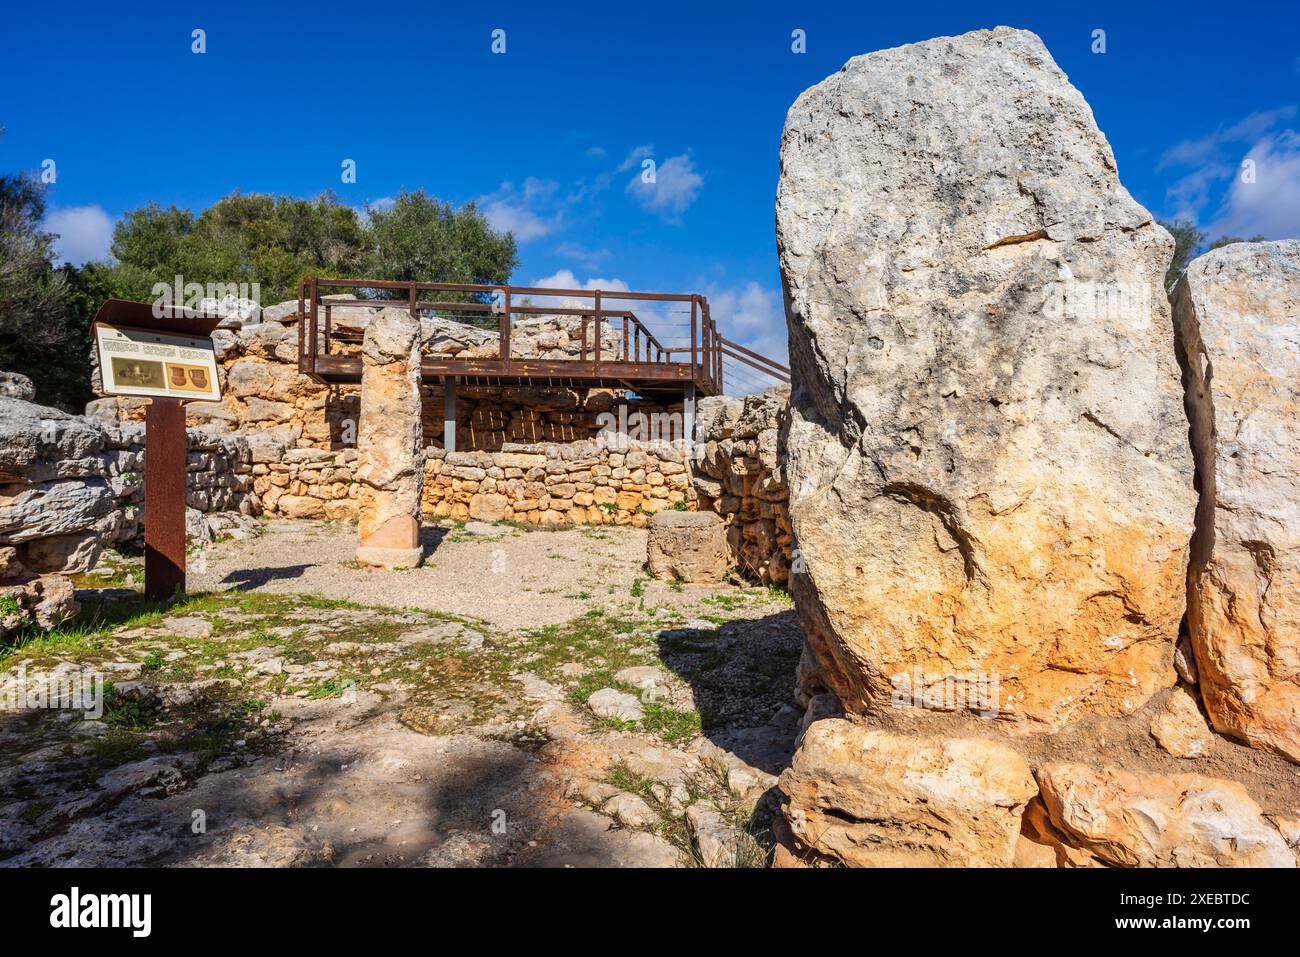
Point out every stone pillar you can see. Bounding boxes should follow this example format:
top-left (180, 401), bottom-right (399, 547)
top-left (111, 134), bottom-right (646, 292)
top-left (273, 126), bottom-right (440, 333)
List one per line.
top-left (355, 307), bottom-right (424, 569)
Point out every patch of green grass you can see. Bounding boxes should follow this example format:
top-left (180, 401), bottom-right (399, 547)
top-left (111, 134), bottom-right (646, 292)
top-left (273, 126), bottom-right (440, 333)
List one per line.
top-left (521, 608), bottom-right (658, 700)
top-left (307, 677), bottom-right (353, 700)
top-left (606, 762), bottom-right (657, 796)
top-left (0, 595), bottom-right (20, 616)
top-left (140, 650), bottom-right (164, 672)
top-left (91, 729), bottom-right (148, 765)
top-left (762, 584), bottom-right (793, 604)
top-left (641, 703), bottom-right (702, 743)
top-left (599, 716), bottom-right (640, 732)
top-left (102, 693), bottom-right (158, 732)
top-left (630, 577), bottom-right (644, 599)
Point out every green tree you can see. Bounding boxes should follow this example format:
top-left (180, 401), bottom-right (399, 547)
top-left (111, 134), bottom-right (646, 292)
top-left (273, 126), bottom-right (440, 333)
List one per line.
top-left (1159, 219), bottom-right (1206, 294)
top-left (365, 190), bottom-right (517, 288)
top-left (105, 189), bottom-right (517, 308)
top-left (109, 192), bottom-right (371, 305)
top-left (0, 172), bottom-right (95, 409)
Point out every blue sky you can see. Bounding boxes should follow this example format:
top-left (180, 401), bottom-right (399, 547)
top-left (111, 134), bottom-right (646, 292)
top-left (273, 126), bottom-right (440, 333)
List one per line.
top-left (3, 0), bottom-right (1298, 368)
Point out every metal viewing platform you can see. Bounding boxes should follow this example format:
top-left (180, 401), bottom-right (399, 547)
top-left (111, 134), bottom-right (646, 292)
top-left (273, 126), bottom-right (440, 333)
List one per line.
top-left (295, 277), bottom-right (789, 403)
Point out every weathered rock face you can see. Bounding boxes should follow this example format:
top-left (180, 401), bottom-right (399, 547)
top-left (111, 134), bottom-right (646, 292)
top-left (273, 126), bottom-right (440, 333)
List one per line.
top-left (355, 309), bottom-right (424, 569)
top-left (646, 510), bottom-right (729, 583)
top-left (1036, 762), bottom-right (1295, 867)
top-left (0, 575), bottom-right (78, 634)
top-left (1173, 240), bottom-right (1300, 763)
top-left (0, 399), bottom-right (116, 583)
top-left (778, 720), bottom-right (1037, 867)
top-left (777, 27), bottom-right (1195, 730)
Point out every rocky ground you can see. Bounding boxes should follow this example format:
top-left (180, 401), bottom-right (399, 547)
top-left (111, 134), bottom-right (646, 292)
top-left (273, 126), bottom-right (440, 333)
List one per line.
top-left (0, 520), bottom-right (800, 867)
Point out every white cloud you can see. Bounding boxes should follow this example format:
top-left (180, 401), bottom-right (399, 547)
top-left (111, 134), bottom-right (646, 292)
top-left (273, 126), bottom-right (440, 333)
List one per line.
top-left (618, 144), bottom-right (654, 172)
top-left (44, 204), bottom-right (114, 265)
top-left (1158, 107), bottom-right (1297, 223)
top-left (585, 146), bottom-right (607, 159)
top-left (554, 241), bottom-right (611, 269)
top-left (704, 281), bottom-right (788, 394)
top-left (1158, 107), bottom-right (1296, 171)
top-left (527, 269), bottom-right (631, 310)
top-left (479, 177), bottom-right (565, 241)
top-left (1208, 129), bottom-right (1300, 239)
top-left (625, 153), bottom-right (703, 221)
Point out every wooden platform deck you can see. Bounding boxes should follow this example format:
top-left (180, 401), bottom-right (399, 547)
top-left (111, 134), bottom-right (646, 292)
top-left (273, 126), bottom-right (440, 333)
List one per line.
top-left (295, 278), bottom-right (788, 402)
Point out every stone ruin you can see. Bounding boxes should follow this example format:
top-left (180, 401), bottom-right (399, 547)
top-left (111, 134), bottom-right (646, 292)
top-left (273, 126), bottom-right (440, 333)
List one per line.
top-left (3, 24), bottom-right (1296, 871)
top-left (0, 380), bottom-right (259, 637)
top-left (772, 26), bottom-right (1300, 868)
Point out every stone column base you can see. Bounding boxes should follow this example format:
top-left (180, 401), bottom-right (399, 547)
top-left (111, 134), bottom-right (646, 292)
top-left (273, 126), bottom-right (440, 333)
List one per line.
top-left (355, 545), bottom-right (423, 570)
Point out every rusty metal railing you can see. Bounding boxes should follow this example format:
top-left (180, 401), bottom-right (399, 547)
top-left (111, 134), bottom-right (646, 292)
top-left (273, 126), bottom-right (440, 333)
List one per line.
top-left (296, 277), bottom-right (726, 393)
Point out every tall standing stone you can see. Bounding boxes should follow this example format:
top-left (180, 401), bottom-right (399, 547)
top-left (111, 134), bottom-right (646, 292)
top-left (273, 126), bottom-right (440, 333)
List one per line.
top-left (355, 308), bottom-right (424, 569)
top-left (776, 28), bottom-right (1196, 731)
top-left (1173, 240), bottom-right (1300, 763)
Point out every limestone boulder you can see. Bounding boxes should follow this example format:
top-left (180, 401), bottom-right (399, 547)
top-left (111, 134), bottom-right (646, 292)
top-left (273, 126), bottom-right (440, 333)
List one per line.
top-left (0, 478), bottom-right (116, 545)
top-left (1036, 762), bottom-right (1295, 867)
top-left (1173, 240), bottom-right (1300, 762)
top-left (777, 27), bottom-right (1195, 730)
top-left (0, 575), bottom-right (78, 638)
top-left (646, 510), bottom-right (729, 583)
top-left (1150, 686), bottom-right (1216, 759)
top-left (0, 371), bottom-right (35, 401)
top-left (779, 720), bottom-right (1037, 867)
top-left (0, 398), bottom-right (107, 482)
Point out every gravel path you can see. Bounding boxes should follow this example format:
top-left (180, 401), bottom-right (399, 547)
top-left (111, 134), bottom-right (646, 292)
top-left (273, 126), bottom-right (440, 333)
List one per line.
top-left (189, 519), bottom-right (726, 630)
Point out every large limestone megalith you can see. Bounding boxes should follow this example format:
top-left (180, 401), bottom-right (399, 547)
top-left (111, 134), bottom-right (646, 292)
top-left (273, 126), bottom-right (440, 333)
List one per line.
top-left (777, 27), bottom-right (1196, 731)
top-left (355, 307), bottom-right (424, 569)
top-left (1173, 240), bottom-right (1300, 763)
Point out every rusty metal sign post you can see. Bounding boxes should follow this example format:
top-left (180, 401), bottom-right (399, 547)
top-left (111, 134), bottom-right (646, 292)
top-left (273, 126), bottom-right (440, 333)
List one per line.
top-left (91, 300), bottom-right (225, 601)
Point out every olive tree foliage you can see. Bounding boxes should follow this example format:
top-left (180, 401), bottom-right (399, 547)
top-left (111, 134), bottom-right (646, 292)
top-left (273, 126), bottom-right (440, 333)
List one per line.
top-left (108, 189), bottom-right (517, 307)
top-left (0, 172), bottom-right (106, 409)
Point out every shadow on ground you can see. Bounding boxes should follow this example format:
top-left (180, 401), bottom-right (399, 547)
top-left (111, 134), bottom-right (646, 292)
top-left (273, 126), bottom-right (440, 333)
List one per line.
top-left (656, 608), bottom-right (804, 776)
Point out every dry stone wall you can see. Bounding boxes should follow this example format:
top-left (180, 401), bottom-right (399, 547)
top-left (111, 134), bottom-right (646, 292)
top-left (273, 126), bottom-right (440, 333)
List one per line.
top-left (253, 440), bottom-right (694, 526)
top-left (692, 388), bottom-right (793, 584)
top-left (1, 388), bottom-right (255, 636)
top-left (427, 441), bottom-right (692, 526)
